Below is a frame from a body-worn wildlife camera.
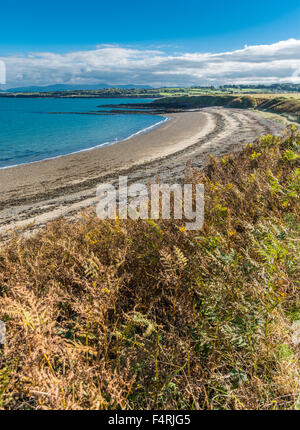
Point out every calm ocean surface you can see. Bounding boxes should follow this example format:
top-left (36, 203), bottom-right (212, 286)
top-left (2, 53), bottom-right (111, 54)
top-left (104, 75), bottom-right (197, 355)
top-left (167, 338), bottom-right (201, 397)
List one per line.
top-left (0, 98), bottom-right (165, 169)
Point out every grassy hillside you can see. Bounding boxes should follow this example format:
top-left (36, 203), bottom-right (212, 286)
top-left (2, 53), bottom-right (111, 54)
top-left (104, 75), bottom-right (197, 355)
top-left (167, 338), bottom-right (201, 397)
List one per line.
top-left (257, 97), bottom-right (300, 118)
top-left (151, 95), bottom-right (300, 122)
top-left (0, 129), bottom-right (299, 410)
top-left (153, 95), bottom-right (258, 109)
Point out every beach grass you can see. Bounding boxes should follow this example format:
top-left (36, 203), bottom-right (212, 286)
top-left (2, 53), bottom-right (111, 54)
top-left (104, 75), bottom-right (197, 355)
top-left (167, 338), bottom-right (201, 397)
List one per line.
top-left (0, 128), bottom-right (299, 410)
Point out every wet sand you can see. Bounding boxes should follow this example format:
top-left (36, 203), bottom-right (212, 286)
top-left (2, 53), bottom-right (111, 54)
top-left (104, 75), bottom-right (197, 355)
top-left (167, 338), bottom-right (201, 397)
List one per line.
top-left (0, 108), bottom-right (285, 237)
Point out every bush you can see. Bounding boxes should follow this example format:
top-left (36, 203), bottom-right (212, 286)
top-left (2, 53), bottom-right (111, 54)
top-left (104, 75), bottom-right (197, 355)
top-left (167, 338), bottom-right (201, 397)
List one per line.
top-left (0, 128), bottom-right (299, 410)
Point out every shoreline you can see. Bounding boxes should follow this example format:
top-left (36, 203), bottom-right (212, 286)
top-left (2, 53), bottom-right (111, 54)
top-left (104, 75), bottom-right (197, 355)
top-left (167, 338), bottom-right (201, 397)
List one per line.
top-left (0, 108), bottom-right (285, 237)
top-left (0, 114), bottom-right (170, 171)
top-left (0, 111), bottom-right (216, 203)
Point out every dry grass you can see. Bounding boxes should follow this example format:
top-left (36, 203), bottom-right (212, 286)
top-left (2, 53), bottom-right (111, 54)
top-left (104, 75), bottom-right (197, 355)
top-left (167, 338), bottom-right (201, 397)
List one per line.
top-left (0, 128), bottom-right (299, 410)
top-left (248, 93), bottom-right (300, 100)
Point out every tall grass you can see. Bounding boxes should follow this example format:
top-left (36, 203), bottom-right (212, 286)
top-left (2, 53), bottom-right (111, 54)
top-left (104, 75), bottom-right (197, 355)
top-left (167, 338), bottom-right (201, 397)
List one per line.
top-left (0, 128), bottom-right (299, 410)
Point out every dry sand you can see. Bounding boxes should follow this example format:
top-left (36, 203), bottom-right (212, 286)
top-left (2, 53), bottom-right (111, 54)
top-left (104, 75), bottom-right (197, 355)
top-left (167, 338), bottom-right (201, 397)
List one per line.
top-left (0, 107), bottom-right (285, 237)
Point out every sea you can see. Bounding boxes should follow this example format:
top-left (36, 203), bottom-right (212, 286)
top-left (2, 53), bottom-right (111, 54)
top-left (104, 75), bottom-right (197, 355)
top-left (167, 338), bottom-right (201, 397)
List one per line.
top-left (0, 98), bottom-right (166, 169)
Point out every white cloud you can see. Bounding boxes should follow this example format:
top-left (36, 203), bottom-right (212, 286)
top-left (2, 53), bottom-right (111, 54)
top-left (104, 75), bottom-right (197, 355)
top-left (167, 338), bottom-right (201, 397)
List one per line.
top-left (1, 38), bottom-right (300, 88)
top-left (0, 60), bottom-right (6, 84)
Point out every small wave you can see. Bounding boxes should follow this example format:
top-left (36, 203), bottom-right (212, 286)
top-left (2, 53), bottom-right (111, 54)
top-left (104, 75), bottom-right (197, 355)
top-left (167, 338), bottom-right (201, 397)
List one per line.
top-left (0, 116), bottom-right (170, 170)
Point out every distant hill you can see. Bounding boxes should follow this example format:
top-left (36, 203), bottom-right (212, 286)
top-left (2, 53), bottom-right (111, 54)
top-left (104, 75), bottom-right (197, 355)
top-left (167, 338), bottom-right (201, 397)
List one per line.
top-left (4, 84), bottom-right (153, 93)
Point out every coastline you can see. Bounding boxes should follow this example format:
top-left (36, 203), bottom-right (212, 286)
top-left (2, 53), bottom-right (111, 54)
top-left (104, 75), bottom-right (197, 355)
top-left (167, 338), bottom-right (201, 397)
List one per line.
top-left (0, 111), bottom-right (215, 201)
top-left (0, 108), bottom-right (285, 237)
top-left (0, 114), bottom-right (170, 171)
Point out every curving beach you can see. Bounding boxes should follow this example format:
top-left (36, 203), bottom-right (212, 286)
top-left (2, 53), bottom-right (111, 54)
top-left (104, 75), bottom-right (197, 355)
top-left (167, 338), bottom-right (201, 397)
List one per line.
top-left (0, 107), bottom-right (284, 236)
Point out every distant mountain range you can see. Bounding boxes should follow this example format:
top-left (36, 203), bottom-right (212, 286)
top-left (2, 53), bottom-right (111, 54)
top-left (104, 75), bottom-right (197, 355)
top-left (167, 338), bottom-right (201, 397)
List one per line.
top-left (0, 84), bottom-right (152, 93)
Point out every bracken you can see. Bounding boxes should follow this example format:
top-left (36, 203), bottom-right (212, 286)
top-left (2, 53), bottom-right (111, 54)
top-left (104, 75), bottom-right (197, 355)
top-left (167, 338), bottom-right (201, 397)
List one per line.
top-left (0, 127), bottom-right (299, 410)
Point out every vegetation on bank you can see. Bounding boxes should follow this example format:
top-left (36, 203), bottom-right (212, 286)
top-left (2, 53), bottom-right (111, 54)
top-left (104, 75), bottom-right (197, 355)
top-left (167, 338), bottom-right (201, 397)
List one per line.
top-left (152, 94), bottom-right (258, 109)
top-left (0, 128), bottom-right (299, 410)
top-left (256, 98), bottom-right (300, 121)
top-left (153, 93), bottom-right (300, 110)
top-left (151, 95), bottom-right (300, 123)
top-left (105, 94), bottom-right (300, 122)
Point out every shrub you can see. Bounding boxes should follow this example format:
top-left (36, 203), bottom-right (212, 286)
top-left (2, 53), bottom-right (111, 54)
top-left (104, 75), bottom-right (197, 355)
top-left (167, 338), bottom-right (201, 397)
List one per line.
top-left (0, 128), bottom-right (299, 410)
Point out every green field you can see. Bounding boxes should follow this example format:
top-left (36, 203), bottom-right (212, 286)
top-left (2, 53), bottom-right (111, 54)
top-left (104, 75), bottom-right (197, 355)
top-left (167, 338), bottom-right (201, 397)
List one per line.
top-left (1, 83), bottom-right (300, 100)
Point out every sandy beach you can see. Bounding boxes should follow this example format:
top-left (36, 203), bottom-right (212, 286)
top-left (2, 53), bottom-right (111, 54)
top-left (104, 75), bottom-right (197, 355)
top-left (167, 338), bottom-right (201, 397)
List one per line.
top-left (0, 107), bottom-right (285, 237)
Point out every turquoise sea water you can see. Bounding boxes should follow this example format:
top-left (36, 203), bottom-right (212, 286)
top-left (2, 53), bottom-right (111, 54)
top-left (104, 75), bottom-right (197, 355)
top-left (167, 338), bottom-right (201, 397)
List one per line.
top-left (0, 98), bottom-right (165, 169)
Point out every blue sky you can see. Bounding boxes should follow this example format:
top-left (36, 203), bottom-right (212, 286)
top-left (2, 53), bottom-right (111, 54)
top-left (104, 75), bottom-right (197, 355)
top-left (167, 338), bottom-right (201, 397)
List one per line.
top-left (1, 0), bottom-right (300, 52)
top-left (1, 0), bottom-right (300, 87)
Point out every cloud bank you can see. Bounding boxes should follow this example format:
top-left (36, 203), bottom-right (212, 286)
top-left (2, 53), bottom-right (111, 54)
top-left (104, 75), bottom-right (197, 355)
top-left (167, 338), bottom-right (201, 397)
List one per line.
top-left (1, 39), bottom-right (300, 88)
